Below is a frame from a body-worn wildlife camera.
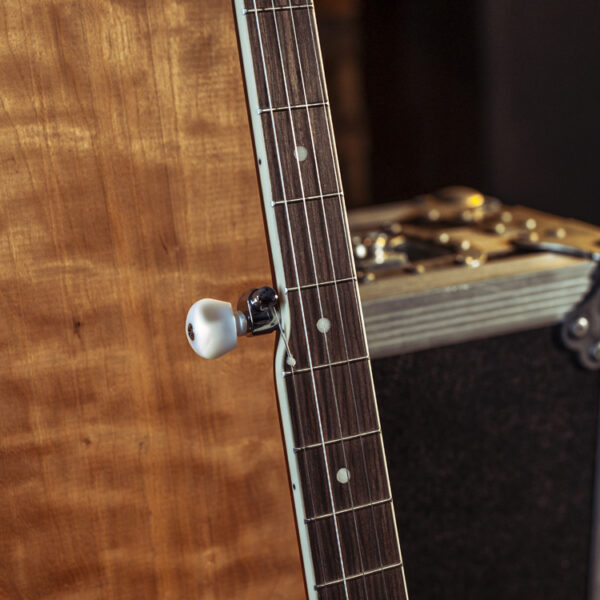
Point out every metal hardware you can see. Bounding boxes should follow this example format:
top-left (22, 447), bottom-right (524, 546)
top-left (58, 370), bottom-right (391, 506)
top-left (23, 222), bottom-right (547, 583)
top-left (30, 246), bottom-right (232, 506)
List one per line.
top-left (238, 286), bottom-right (280, 336)
top-left (418, 185), bottom-right (503, 225)
top-left (570, 317), bottom-right (591, 339)
top-left (350, 186), bottom-right (600, 284)
top-left (561, 273), bottom-right (600, 370)
top-left (351, 187), bottom-right (503, 282)
top-left (238, 286), bottom-right (296, 366)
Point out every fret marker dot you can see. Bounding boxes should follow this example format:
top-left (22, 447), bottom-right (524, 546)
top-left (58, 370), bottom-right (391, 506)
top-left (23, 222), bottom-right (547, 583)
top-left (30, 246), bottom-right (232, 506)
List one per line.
top-left (336, 468), bottom-right (351, 485)
top-left (317, 317), bottom-right (331, 334)
top-left (287, 355), bottom-right (296, 367)
top-left (294, 145), bottom-right (308, 162)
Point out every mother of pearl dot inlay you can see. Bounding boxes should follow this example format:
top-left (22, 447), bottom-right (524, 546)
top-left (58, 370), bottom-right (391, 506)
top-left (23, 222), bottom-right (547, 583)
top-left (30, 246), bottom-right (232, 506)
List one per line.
top-left (294, 145), bottom-right (308, 162)
top-left (336, 468), bottom-right (351, 485)
top-left (316, 317), bottom-right (331, 334)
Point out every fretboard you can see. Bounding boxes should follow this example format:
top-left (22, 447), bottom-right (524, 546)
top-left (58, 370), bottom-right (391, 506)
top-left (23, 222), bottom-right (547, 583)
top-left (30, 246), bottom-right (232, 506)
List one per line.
top-left (234, 2), bottom-right (409, 598)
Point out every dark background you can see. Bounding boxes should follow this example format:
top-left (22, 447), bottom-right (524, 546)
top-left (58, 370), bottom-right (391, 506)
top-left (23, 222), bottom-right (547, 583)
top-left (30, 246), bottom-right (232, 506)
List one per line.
top-left (319, 0), bottom-right (600, 225)
top-left (316, 3), bottom-right (600, 598)
top-left (374, 328), bottom-right (599, 600)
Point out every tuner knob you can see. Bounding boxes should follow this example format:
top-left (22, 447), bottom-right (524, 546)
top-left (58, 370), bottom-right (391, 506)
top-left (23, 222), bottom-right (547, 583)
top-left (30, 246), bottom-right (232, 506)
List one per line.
top-left (185, 299), bottom-right (248, 359)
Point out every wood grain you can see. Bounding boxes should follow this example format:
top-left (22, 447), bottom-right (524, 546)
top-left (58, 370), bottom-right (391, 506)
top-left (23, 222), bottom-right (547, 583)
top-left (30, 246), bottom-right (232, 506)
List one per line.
top-left (0, 1), bottom-right (304, 598)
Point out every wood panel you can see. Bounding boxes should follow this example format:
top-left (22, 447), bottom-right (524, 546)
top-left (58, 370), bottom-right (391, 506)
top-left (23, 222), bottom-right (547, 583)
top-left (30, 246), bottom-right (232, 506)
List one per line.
top-left (0, 1), bottom-right (304, 598)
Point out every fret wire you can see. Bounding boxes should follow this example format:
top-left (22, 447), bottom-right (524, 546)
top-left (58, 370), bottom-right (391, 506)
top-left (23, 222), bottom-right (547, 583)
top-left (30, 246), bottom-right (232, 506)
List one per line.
top-left (305, 497), bottom-right (393, 524)
top-left (270, 4), bottom-right (369, 593)
top-left (286, 276), bottom-right (357, 293)
top-left (244, 4), bottom-right (313, 15)
top-left (294, 429), bottom-right (381, 453)
top-left (286, 7), bottom-right (393, 597)
top-left (315, 562), bottom-right (404, 590)
top-left (284, 355), bottom-right (370, 377)
top-left (258, 100), bottom-right (329, 114)
top-left (271, 191), bottom-right (343, 207)
top-left (251, 1), bottom-right (348, 589)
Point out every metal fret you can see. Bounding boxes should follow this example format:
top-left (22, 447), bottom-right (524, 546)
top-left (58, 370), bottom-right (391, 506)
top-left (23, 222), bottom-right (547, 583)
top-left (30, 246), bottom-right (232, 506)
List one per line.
top-left (315, 561), bottom-right (404, 590)
top-left (293, 429), bottom-right (381, 453)
top-left (244, 4), bottom-right (314, 15)
top-left (283, 355), bottom-right (369, 377)
top-left (286, 276), bottom-right (357, 293)
top-left (305, 497), bottom-right (393, 524)
top-left (258, 101), bottom-right (329, 114)
top-left (271, 191), bottom-right (343, 207)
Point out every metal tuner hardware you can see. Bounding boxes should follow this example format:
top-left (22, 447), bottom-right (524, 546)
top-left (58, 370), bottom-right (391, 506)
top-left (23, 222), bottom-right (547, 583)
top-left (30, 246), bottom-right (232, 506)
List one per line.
top-left (185, 286), bottom-right (280, 359)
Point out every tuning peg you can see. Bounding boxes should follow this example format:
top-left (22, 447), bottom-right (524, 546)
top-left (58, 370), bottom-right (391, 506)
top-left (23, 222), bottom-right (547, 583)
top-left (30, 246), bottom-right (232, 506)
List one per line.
top-left (185, 287), bottom-right (280, 359)
top-left (185, 299), bottom-right (247, 359)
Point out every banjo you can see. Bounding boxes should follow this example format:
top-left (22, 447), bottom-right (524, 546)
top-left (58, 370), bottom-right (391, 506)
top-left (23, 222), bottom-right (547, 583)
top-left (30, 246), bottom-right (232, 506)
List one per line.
top-left (187, 2), bottom-right (409, 598)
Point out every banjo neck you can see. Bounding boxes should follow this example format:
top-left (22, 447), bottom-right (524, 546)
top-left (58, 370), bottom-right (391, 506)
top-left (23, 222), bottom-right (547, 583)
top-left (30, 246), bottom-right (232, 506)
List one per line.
top-left (234, 2), bottom-right (409, 598)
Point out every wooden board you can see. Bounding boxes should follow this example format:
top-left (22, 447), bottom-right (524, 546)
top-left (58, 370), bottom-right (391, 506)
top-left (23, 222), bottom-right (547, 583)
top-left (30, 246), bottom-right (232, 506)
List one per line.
top-left (0, 1), bottom-right (304, 598)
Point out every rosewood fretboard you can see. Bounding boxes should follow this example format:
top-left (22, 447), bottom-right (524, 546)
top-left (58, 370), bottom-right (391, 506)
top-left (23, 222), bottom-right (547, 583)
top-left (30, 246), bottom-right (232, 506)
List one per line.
top-left (235, 2), bottom-right (409, 598)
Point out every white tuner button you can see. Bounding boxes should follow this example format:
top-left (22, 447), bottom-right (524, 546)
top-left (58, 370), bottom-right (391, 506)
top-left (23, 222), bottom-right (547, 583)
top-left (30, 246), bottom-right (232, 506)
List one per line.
top-left (186, 299), bottom-right (247, 359)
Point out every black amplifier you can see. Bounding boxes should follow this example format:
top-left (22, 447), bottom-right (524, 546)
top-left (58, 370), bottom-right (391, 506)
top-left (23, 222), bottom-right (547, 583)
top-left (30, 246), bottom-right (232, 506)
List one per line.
top-left (349, 187), bottom-right (600, 600)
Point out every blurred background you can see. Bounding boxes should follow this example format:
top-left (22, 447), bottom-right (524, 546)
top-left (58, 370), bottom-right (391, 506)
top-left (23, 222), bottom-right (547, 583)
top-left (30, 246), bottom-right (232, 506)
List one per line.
top-left (316, 0), bottom-right (600, 225)
top-left (313, 5), bottom-right (600, 597)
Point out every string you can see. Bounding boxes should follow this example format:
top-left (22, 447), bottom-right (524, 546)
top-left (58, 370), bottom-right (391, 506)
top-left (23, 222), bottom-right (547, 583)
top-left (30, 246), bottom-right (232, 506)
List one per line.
top-left (305, 2), bottom-right (406, 589)
top-left (274, 310), bottom-right (296, 366)
top-left (274, 304), bottom-right (329, 585)
top-left (304, 4), bottom-right (408, 594)
top-left (287, 3), bottom-right (394, 596)
top-left (250, 2), bottom-right (349, 595)
top-left (293, 6), bottom-right (393, 592)
top-left (267, 1), bottom-right (379, 596)
top-left (266, 2), bottom-right (362, 595)
top-left (280, 3), bottom-right (381, 597)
